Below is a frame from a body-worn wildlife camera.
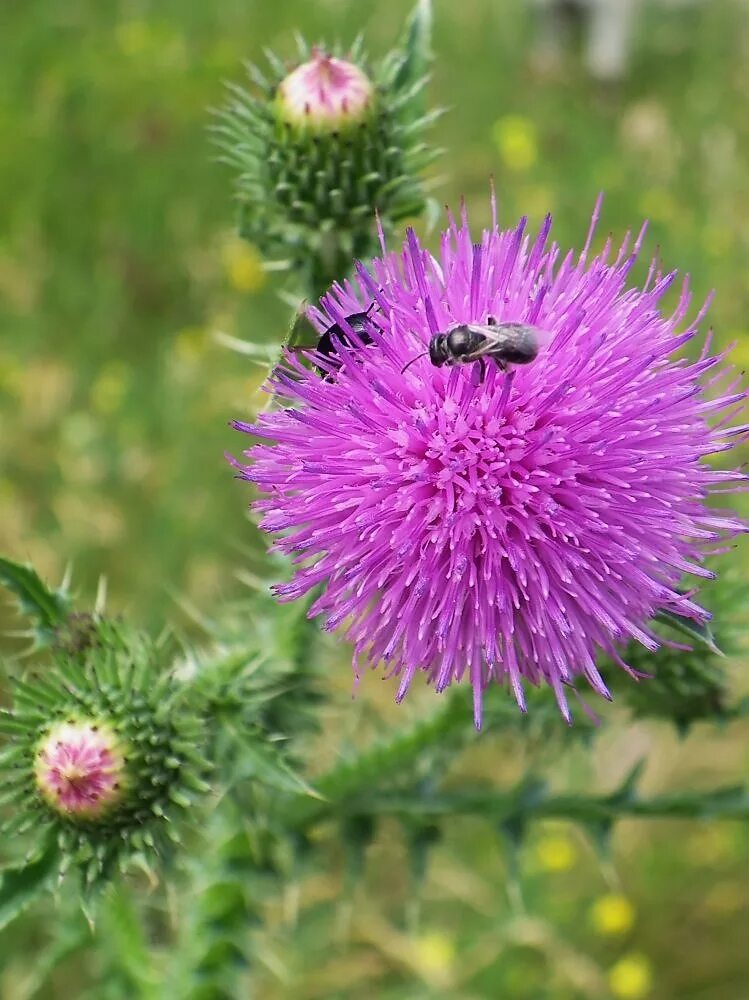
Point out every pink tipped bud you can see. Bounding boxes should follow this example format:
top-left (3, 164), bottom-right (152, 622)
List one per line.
top-left (34, 720), bottom-right (127, 820)
top-left (276, 52), bottom-right (374, 132)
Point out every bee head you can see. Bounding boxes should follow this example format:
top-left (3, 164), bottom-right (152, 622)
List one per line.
top-left (429, 335), bottom-right (450, 366)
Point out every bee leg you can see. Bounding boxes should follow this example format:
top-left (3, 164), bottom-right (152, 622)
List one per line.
top-left (472, 357), bottom-right (487, 386)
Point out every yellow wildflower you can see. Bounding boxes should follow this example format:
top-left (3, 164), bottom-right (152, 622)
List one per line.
top-left (608, 953), bottom-right (653, 999)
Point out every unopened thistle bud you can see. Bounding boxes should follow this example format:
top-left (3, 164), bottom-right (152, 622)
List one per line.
top-left (34, 719), bottom-right (127, 820)
top-left (215, 3), bottom-right (439, 295)
top-left (276, 50), bottom-right (374, 132)
top-left (0, 616), bottom-right (210, 888)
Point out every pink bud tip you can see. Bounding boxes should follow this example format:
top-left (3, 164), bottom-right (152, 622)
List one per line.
top-left (277, 52), bottom-right (374, 132)
top-left (34, 720), bottom-right (127, 820)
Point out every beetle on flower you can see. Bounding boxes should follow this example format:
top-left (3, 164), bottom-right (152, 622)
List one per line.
top-left (230, 196), bottom-right (748, 727)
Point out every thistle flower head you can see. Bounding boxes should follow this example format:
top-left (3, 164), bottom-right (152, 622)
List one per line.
top-left (231, 197), bottom-right (748, 726)
top-left (277, 49), bottom-right (374, 132)
top-left (0, 617), bottom-right (210, 887)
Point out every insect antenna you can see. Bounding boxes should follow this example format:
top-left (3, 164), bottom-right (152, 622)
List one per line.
top-left (400, 351), bottom-right (429, 375)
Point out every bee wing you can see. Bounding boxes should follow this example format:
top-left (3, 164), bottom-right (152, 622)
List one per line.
top-left (490, 322), bottom-right (550, 364)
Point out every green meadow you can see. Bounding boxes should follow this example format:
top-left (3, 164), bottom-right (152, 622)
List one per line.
top-left (1, 1), bottom-right (748, 996)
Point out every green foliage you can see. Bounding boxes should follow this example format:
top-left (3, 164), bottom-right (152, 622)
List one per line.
top-left (1, 1), bottom-right (749, 997)
top-left (609, 574), bottom-right (748, 731)
top-left (0, 837), bottom-right (60, 933)
top-left (385, 0), bottom-right (434, 107)
top-left (0, 557), bottom-right (71, 649)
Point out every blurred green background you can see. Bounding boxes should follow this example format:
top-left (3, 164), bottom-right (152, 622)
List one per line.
top-left (1, 1), bottom-right (749, 997)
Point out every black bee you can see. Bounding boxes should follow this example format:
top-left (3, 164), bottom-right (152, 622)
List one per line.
top-left (403, 316), bottom-right (545, 381)
top-left (314, 303), bottom-right (376, 376)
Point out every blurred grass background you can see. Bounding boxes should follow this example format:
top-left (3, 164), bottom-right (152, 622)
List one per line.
top-left (1, 1), bottom-right (749, 997)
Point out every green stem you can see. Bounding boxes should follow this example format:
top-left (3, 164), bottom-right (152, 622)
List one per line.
top-left (297, 781), bottom-right (749, 827)
top-left (282, 690), bottom-right (526, 830)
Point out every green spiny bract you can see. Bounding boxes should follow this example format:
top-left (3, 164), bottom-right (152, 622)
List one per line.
top-left (214, 7), bottom-right (439, 296)
top-left (620, 643), bottom-right (729, 732)
top-left (607, 574), bottom-right (747, 732)
top-left (0, 616), bottom-right (210, 891)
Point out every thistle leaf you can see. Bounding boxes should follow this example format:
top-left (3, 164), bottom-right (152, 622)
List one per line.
top-left (653, 608), bottom-right (723, 656)
top-left (392, 0), bottom-right (433, 107)
top-left (0, 556), bottom-right (71, 645)
top-left (610, 759), bottom-right (646, 807)
top-left (284, 305), bottom-right (319, 350)
top-left (230, 735), bottom-right (322, 799)
top-left (0, 840), bottom-right (60, 931)
top-left (99, 886), bottom-right (160, 998)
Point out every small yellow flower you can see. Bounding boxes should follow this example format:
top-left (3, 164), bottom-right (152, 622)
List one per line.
top-left (222, 238), bottom-right (267, 294)
top-left (533, 832), bottom-right (577, 872)
top-left (492, 115), bottom-right (538, 173)
top-left (413, 931), bottom-right (454, 987)
top-left (608, 953), bottom-right (653, 999)
top-left (174, 327), bottom-right (208, 363)
top-left (590, 894), bottom-right (635, 936)
top-left (90, 362), bottom-right (131, 415)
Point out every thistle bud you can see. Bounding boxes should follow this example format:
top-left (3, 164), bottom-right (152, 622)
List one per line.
top-left (34, 720), bottom-right (127, 820)
top-left (0, 616), bottom-right (210, 888)
top-left (276, 50), bottom-right (374, 132)
top-left (215, 2), bottom-right (439, 295)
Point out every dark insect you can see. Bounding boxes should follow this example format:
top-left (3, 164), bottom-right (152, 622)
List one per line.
top-left (403, 316), bottom-right (546, 381)
top-left (314, 303), bottom-right (376, 377)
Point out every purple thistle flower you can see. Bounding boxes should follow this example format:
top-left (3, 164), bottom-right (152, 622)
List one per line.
top-left (230, 197), bottom-right (748, 726)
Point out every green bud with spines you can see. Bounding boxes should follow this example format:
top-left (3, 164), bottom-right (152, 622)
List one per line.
top-left (214, 2), bottom-right (439, 296)
top-left (0, 615), bottom-right (211, 890)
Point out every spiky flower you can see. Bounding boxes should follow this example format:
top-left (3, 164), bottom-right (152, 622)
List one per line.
top-left (230, 197), bottom-right (747, 726)
top-left (215, 1), bottom-right (439, 295)
top-left (0, 617), bottom-right (210, 887)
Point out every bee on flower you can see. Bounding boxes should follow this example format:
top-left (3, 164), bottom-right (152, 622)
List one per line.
top-left (230, 196), bottom-right (747, 727)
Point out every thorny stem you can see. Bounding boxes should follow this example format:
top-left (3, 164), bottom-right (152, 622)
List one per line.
top-left (285, 771), bottom-right (749, 837)
top-left (323, 783), bottom-right (749, 823)
top-left (281, 689), bottom-right (749, 835)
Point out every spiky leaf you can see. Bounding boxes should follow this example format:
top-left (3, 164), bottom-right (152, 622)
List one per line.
top-left (653, 607), bottom-right (722, 655)
top-left (392, 0), bottom-right (433, 106)
top-left (0, 556), bottom-right (71, 647)
top-left (0, 838), bottom-right (60, 931)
